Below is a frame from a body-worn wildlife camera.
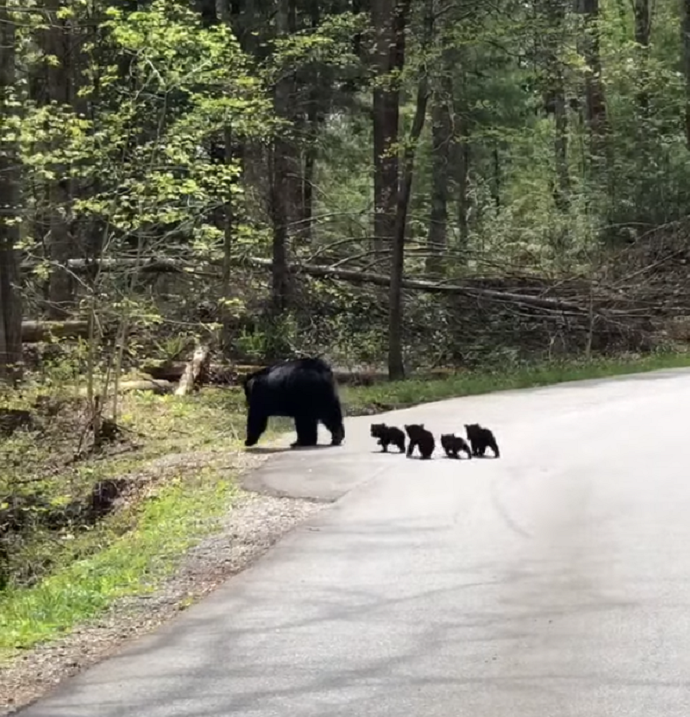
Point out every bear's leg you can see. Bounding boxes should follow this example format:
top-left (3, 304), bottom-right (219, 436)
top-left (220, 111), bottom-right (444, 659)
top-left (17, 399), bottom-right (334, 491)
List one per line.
top-left (321, 401), bottom-right (345, 446)
top-left (292, 414), bottom-right (319, 447)
top-left (245, 408), bottom-right (268, 447)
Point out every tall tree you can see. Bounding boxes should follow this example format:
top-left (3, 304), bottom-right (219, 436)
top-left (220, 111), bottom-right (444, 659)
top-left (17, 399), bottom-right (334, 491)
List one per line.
top-left (269, 0), bottom-right (295, 315)
top-left (575, 0), bottom-right (607, 156)
top-left (632, 0), bottom-right (651, 114)
top-left (426, 51), bottom-right (453, 274)
top-left (40, 0), bottom-right (77, 318)
top-left (540, 0), bottom-right (570, 210)
top-left (388, 0), bottom-right (433, 379)
top-left (681, 0), bottom-right (690, 147)
top-left (0, 0), bottom-right (22, 385)
top-left (371, 0), bottom-right (409, 251)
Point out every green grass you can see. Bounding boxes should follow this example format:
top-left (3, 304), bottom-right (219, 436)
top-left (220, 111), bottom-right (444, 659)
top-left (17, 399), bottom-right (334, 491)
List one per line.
top-left (2, 348), bottom-right (690, 661)
top-left (340, 351), bottom-right (690, 415)
top-left (0, 468), bottom-right (240, 657)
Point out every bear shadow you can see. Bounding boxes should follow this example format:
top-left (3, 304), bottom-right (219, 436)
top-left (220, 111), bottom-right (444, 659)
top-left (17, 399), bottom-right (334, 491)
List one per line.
top-left (246, 444), bottom-right (338, 455)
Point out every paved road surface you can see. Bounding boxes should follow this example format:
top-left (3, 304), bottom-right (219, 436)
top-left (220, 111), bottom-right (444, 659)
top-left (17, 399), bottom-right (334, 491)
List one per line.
top-left (18, 369), bottom-right (690, 716)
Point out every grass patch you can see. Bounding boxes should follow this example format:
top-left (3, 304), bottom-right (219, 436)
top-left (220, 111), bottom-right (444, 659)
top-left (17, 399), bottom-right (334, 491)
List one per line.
top-left (0, 467), bottom-right (239, 657)
top-left (2, 349), bottom-right (690, 660)
top-left (340, 351), bottom-right (690, 415)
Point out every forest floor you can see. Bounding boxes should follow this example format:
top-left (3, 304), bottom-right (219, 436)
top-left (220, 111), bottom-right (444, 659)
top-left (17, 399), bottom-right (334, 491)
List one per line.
top-left (2, 350), bottom-right (690, 714)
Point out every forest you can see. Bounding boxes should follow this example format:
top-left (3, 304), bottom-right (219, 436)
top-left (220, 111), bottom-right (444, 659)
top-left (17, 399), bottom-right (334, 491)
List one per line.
top-left (2, 0), bottom-right (690, 387)
top-left (3, 0), bottom-right (690, 696)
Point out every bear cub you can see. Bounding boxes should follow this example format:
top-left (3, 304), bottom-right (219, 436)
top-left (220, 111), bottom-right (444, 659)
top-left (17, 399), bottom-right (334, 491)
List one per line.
top-left (440, 433), bottom-right (472, 459)
top-left (404, 424), bottom-right (435, 459)
top-left (465, 423), bottom-right (500, 458)
top-left (370, 423), bottom-right (406, 453)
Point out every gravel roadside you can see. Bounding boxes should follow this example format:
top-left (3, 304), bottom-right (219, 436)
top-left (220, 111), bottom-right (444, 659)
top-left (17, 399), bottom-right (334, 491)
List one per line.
top-left (0, 452), bottom-right (324, 715)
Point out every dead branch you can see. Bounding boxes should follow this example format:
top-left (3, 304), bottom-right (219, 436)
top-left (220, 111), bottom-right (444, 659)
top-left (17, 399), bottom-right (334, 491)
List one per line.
top-left (174, 344), bottom-right (211, 396)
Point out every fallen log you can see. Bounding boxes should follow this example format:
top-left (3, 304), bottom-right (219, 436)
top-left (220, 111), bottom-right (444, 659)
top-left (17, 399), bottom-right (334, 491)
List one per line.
top-left (21, 320), bottom-right (89, 343)
top-left (76, 380), bottom-right (174, 397)
top-left (142, 361), bottom-right (256, 384)
top-left (56, 256), bottom-right (594, 314)
top-left (174, 345), bottom-right (211, 396)
top-left (142, 361), bottom-right (452, 386)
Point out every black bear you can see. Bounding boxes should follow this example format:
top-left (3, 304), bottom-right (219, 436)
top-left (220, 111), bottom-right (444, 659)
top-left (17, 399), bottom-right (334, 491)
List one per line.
top-left (465, 423), bottom-right (500, 458)
top-left (370, 423), bottom-right (406, 453)
top-left (242, 357), bottom-right (345, 448)
top-left (404, 424), bottom-right (435, 459)
top-left (440, 433), bottom-right (472, 459)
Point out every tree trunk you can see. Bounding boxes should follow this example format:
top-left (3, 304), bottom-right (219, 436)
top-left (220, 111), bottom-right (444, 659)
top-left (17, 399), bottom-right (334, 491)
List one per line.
top-left (684, 0), bottom-right (690, 148)
top-left (388, 0), bottom-right (431, 380)
top-left (575, 0), bottom-right (607, 156)
top-left (269, 0), bottom-right (294, 314)
top-left (553, 86), bottom-right (570, 210)
top-left (456, 137), bottom-right (470, 250)
top-left (542, 0), bottom-right (570, 210)
top-left (632, 0), bottom-right (651, 114)
top-left (372, 0), bottom-right (407, 251)
top-left (0, 0), bottom-right (22, 385)
top-left (300, 0), bottom-right (321, 244)
top-left (42, 0), bottom-right (75, 318)
top-left (426, 87), bottom-right (452, 275)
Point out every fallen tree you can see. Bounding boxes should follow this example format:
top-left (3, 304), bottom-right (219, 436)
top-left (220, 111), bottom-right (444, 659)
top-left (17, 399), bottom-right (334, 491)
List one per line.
top-left (142, 361), bottom-right (454, 386)
top-left (76, 379), bottom-right (174, 397)
top-left (53, 257), bottom-right (596, 315)
top-left (21, 320), bottom-right (89, 343)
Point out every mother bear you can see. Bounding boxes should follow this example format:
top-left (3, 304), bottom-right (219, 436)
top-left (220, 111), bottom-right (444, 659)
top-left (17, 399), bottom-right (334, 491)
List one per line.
top-left (242, 357), bottom-right (345, 448)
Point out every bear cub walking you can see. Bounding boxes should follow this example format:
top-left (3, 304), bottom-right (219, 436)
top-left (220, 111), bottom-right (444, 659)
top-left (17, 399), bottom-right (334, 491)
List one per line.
top-left (370, 423), bottom-right (406, 453)
top-left (465, 423), bottom-right (500, 458)
top-left (404, 424), bottom-right (435, 459)
top-left (440, 433), bottom-right (472, 459)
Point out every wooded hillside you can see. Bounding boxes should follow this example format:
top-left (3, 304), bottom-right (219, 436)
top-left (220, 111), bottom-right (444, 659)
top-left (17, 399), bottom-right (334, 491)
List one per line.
top-left (1, 0), bottom-right (690, 385)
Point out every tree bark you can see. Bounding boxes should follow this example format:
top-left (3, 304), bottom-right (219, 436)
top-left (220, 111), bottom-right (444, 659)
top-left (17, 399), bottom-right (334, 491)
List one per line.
top-left (575, 0), bottom-right (607, 156)
top-left (0, 0), bottom-right (22, 385)
top-left (42, 0), bottom-right (75, 318)
top-left (426, 85), bottom-right (452, 274)
top-left (542, 0), bottom-right (570, 210)
top-left (372, 0), bottom-right (408, 251)
top-left (684, 0), bottom-right (690, 148)
top-left (388, 0), bottom-right (432, 380)
top-left (269, 0), bottom-right (294, 314)
top-left (632, 0), bottom-right (651, 114)
top-left (174, 345), bottom-right (211, 396)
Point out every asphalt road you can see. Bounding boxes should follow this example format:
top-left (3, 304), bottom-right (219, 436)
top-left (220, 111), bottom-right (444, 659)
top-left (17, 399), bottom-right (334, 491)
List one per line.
top-left (18, 368), bottom-right (690, 716)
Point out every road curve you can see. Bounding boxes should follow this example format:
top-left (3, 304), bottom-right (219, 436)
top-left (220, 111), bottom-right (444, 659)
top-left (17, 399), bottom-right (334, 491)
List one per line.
top-left (17, 368), bottom-right (690, 716)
